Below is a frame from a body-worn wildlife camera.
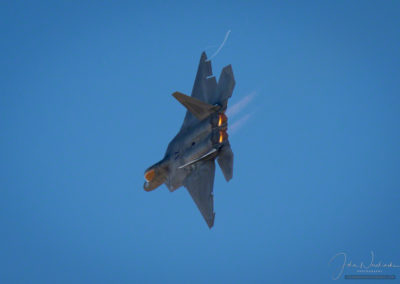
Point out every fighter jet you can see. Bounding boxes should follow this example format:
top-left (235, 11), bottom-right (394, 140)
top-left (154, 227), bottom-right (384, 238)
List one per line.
top-left (143, 52), bottom-right (235, 228)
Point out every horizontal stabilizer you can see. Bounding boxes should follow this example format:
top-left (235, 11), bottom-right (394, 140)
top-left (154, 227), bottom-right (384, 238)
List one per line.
top-left (173, 92), bottom-right (219, 121)
top-left (217, 142), bottom-right (234, 181)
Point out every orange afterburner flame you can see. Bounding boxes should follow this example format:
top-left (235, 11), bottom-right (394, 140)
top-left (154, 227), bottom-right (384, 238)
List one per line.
top-left (218, 113), bottom-right (227, 127)
top-left (219, 130), bottom-right (228, 143)
top-left (144, 169), bottom-right (155, 182)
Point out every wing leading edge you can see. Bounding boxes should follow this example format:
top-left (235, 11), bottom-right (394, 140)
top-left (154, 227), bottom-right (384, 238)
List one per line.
top-left (179, 52), bottom-right (217, 131)
top-left (183, 159), bottom-right (216, 228)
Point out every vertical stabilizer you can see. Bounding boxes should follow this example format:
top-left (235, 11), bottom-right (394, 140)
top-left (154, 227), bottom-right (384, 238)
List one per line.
top-left (214, 65), bottom-right (235, 109)
top-left (217, 142), bottom-right (234, 181)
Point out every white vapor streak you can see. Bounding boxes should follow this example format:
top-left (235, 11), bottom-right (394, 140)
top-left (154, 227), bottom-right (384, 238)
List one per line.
top-left (226, 91), bottom-right (256, 118)
top-left (229, 113), bottom-right (252, 134)
top-left (208, 30), bottom-right (231, 61)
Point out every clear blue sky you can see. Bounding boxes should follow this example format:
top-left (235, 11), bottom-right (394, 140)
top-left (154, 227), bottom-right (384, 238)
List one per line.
top-left (1, 1), bottom-right (399, 283)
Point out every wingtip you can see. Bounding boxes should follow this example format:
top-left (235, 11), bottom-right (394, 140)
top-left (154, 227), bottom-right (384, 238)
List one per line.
top-left (201, 51), bottom-right (208, 61)
top-left (225, 175), bottom-right (233, 182)
top-left (172, 91), bottom-right (180, 99)
top-left (206, 214), bottom-right (215, 229)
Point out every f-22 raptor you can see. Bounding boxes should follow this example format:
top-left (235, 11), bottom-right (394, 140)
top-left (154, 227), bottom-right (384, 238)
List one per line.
top-left (143, 52), bottom-right (235, 228)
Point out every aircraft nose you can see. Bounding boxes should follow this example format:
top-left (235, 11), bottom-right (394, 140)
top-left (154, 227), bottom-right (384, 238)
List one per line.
top-left (143, 181), bottom-right (152, 191)
top-left (144, 169), bottom-right (155, 182)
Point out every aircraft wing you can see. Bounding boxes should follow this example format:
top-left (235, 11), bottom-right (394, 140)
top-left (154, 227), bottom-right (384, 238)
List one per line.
top-left (183, 159), bottom-right (216, 228)
top-left (180, 52), bottom-right (217, 131)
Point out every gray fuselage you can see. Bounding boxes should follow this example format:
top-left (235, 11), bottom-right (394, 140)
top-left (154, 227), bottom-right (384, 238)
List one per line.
top-left (163, 112), bottom-right (227, 191)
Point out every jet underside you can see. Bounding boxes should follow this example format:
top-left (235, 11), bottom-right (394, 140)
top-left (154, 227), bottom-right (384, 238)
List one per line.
top-left (143, 52), bottom-right (235, 228)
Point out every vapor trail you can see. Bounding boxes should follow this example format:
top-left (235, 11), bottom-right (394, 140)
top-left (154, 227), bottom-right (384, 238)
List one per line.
top-left (208, 30), bottom-right (231, 61)
top-left (229, 113), bottom-right (252, 134)
top-left (226, 91), bottom-right (256, 118)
